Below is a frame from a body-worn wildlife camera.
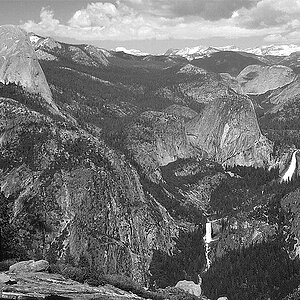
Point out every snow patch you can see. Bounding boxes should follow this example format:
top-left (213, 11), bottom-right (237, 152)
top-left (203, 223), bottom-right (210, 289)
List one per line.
top-left (165, 44), bottom-right (300, 60)
top-left (115, 47), bottom-right (149, 56)
top-left (29, 35), bottom-right (40, 44)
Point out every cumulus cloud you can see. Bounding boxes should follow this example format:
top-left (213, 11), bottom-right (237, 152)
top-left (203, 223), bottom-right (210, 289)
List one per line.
top-left (22, 4), bottom-right (159, 40)
top-left (68, 2), bottom-right (122, 28)
top-left (234, 0), bottom-right (300, 29)
top-left (21, 0), bottom-right (300, 44)
top-left (22, 8), bottom-right (61, 34)
top-left (233, 0), bottom-right (300, 43)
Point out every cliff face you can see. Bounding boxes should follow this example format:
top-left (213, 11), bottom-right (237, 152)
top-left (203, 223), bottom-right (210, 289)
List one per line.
top-left (0, 97), bottom-right (179, 284)
top-left (0, 25), bottom-right (60, 115)
top-left (186, 90), bottom-right (272, 166)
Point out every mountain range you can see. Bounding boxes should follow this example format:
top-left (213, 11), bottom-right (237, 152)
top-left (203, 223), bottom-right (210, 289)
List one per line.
top-left (0, 25), bottom-right (300, 300)
top-left (115, 44), bottom-right (300, 60)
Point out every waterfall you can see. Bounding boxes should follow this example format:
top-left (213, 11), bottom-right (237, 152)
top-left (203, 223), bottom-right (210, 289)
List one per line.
top-left (205, 222), bottom-right (212, 243)
top-left (281, 150), bottom-right (298, 183)
top-left (204, 222), bottom-right (212, 271)
top-left (204, 242), bottom-right (211, 270)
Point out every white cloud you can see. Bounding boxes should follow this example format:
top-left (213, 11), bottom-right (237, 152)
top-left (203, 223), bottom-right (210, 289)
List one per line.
top-left (68, 2), bottom-right (121, 28)
top-left (22, 8), bottom-right (60, 35)
top-left (20, 0), bottom-right (300, 44)
top-left (234, 0), bottom-right (300, 30)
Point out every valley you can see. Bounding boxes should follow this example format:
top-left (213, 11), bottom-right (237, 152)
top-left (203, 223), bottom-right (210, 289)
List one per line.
top-left (0, 25), bottom-right (300, 300)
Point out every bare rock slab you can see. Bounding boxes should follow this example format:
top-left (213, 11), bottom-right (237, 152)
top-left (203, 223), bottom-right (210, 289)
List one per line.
top-left (9, 260), bottom-right (49, 273)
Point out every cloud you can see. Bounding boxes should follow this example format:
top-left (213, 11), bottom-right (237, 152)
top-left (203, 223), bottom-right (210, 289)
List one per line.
top-left (123, 0), bottom-right (262, 20)
top-left (235, 0), bottom-right (300, 29)
top-left (22, 8), bottom-right (60, 34)
top-left (232, 0), bottom-right (300, 44)
top-left (20, 0), bottom-right (300, 44)
top-left (68, 2), bottom-right (122, 28)
top-left (162, 0), bottom-right (261, 21)
top-left (22, 4), bottom-right (166, 40)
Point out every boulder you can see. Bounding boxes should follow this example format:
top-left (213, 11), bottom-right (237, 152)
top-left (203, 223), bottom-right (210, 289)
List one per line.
top-left (175, 278), bottom-right (202, 297)
top-left (9, 260), bottom-right (49, 273)
top-left (217, 297), bottom-right (228, 300)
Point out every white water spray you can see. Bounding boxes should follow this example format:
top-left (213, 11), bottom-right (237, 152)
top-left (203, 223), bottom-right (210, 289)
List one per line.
top-left (281, 150), bottom-right (298, 183)
top-left (204, 222), bottom-right (212, 270)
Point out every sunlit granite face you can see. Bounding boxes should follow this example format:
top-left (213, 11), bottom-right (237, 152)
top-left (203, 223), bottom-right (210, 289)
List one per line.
top-left (0, 25), bottom-right (60, 115)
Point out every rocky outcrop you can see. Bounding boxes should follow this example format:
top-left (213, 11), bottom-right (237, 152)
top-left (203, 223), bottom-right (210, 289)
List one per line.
top-left (237, 65), bottom-right (297, 95)
top-left (0, 25), bottom-right (60, 115)
top-left (177, 64), bottom-right (207, 75)
top-left (186, 90), bottom-right (272, 166)
top-left (9, 260), bottom-right (49, 273)
top-left (125, 111), bottom-right (198, 182)
top-left (84, 45), bottom-right (110, 66)
top-left (0, 271), bottom-right (144, 299)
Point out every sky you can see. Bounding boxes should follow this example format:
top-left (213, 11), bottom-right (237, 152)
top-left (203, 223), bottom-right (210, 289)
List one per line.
top-left (0, 0), bottom-right (299, 54)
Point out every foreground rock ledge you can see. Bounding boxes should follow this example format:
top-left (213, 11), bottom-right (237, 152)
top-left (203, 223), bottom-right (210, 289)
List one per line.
top-left (0, 271), bottom-right (143, 299)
